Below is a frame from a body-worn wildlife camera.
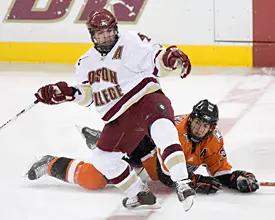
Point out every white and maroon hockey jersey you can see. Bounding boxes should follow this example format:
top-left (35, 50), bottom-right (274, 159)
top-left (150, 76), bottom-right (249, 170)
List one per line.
top-left (74, 31), bottom-right (164, 123)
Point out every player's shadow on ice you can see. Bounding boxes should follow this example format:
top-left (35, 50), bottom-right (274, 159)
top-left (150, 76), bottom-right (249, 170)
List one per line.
top-left (148, 181), bottom-right (174, 195)
top-left (20, 178), bottom-right (174, 195)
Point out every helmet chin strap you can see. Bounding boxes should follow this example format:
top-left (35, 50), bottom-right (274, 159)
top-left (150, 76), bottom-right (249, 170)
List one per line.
top-left (187, 118), bottom-right (214, 143)
top-left (94, 38), bottom-right (118, 55)
top-left (91, 32), bottom-right (119, 55)
top-left (190, 126), bottom-right (214, 144)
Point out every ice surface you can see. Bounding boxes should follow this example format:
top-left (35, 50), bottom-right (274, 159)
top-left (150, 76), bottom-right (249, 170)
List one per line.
top-left (0, 64), bottom-right (275, 220)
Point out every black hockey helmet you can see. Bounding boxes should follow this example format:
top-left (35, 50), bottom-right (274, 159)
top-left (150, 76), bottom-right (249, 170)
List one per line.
top-left (187, 99), bottom-right (219, 142)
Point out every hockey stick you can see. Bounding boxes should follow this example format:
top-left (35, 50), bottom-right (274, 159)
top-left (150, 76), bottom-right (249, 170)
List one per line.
top-left (260, 182), bottom-right (275, 187)
top-left (0, 100), bottom-right (39, 132)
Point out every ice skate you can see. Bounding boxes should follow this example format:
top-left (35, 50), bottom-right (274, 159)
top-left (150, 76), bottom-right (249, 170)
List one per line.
top-left (122, 184), bottom-right (160, 209)
top-left (75, 125), bottom-right (101, 150)
top-left (175, 179), bottom-right (196, 212)
top-left (27, 155), bottom-right (56, 180)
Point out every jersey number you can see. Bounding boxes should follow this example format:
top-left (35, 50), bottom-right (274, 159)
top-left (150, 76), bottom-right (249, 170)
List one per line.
top-left (138, 33), bottom-right (151, 42)
top-left (219, 148), bottom-right (227, 162)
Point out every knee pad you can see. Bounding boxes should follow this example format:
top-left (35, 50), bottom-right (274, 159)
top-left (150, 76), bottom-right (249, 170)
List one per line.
top-left (76, 163), bottom-right (107, 190)
top-left (49, 157), bottom-right (72, 182)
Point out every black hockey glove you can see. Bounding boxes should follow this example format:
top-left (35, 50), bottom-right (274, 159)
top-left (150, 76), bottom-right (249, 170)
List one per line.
top-left (189, 174), bottom-right (222, 194)
top-left (228, 170), bottom-right (259, 193)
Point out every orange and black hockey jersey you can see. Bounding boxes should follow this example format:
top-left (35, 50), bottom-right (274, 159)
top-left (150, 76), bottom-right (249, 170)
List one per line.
top-left (156, 114), bottom-right (232, 178)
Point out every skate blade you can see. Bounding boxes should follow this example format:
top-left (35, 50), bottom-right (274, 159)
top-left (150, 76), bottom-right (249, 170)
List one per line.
top-left (181, 195), bottom-right (195, 212)
top-left (126, 201), bottom-right (161, 210)
top-left (22, 156), bottom-right (43, 179)
top-left (75, 125), bottom-right (84, 137)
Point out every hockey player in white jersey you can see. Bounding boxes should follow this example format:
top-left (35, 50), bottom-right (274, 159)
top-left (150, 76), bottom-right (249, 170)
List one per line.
top-left (34, 9), bottom-right (195, 211)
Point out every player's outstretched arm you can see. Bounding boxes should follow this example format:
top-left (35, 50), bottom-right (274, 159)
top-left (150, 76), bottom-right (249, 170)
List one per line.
top-left (35, 81), bottom-right (93, 106)
top-left (35, 81), bottom-right (76, 105)
top-left (159, 46), bottom-right (191, 79)
top-left (156, 166), bottom-right (222, 195)
top-left (216, 170), bottom-right (259, 193)
top-left (189, 173), bottom-right (222, 194)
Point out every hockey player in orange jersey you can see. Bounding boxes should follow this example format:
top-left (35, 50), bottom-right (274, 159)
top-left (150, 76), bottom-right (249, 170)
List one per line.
top-left (27, 99), bottom-right (259, 194)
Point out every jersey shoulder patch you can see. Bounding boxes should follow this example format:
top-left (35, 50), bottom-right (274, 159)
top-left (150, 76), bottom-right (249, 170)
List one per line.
top-left (213, 129), bottom-right (223, 143)
top-left (126, 31), bottom-right (155, 47)
top-left (137, 32), bottom-right (152, 42)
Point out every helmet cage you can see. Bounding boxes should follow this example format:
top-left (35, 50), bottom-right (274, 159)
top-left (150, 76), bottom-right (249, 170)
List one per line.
top-left (187, 100), bottom-right (219, 143)
top-left (86, 9), bottom-right (119, 54)
top-left (88, 24), bottom-right (118, 54)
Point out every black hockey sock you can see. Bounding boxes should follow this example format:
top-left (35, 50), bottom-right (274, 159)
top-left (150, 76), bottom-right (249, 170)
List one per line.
top-left (50, 157), bottom-right (73, 182)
